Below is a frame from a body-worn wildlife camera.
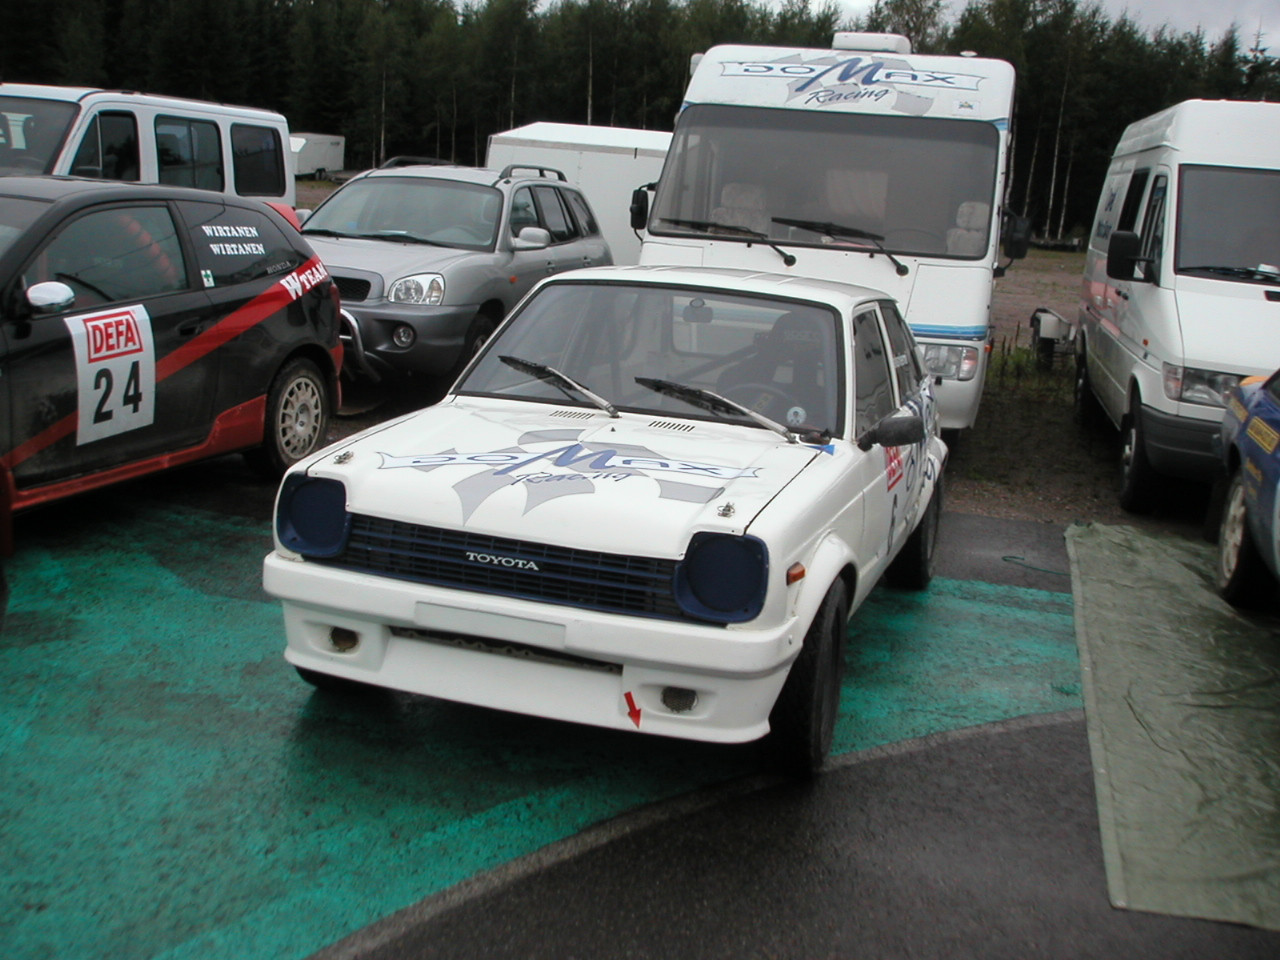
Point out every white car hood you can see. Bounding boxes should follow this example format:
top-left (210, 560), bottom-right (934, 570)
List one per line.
top-left (308, 398), bottom-right (822, 558)
top-left (304, 234), bottom-right (481, 280)
top-left (1175, 281), bottom-right (1280, 375)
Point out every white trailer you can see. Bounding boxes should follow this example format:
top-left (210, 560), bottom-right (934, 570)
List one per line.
top-left (290, 132), bottom-right (345, 179)
top-left (634, 33), bottom-right (1029, 431)
top-left (487, 122), bottom-right (671, 264)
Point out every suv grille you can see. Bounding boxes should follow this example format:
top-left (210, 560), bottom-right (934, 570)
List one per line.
top-left (316, 515), bottom-right (690, 621)
top-left (332, 276), bottom-right (372, 302)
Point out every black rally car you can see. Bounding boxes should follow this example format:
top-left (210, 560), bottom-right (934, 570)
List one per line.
top-left (0, 177), bottom-right (343, 556)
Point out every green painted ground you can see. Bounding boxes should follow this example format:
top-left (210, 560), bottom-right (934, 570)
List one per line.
top-left (1, 502), bottom-right (1079, 960)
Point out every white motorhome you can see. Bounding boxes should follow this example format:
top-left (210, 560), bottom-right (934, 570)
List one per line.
top-left (1077, 99), bottom-right (1280, 512)
top-left (487, 122), bottom-right (671, 264)
top-left (0, 83), bottom-right (295, 206)
top-left (633, 33), bottom-right (1027, 431)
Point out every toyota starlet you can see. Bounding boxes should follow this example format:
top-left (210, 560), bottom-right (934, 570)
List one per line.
top-left (263, 265), bottom-right (946, 774)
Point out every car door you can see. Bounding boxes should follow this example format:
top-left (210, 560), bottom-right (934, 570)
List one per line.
top-left (880, 298), bottom-right (934, 550)
top-left (504, 185), bottom-right (557, 297)
top-left (5, 199), bottom-right (218, 491)
top-left (848, 304), bottom-right (898, 575)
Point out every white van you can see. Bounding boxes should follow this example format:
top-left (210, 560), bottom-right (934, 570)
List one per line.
top-left (1077, 99), bottom-right (1280, 512)
top-left (0, 83), bottom-right (294, 206)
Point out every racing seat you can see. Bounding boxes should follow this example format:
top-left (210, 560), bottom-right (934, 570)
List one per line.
top-left (946, 200), bottom-right (990, 256)
top-left (717, 311), bottom-right (832, 427)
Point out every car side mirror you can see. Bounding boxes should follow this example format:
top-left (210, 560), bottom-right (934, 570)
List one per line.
top-left (1106, 230), bottom-right (1152, 282)
top-left (857, 413), bottom-right (925, 451)
top-left (1001, 211), bottom-right (1031, 261)
top-left (25, 280), bottom-right (75, 315)
top-left (512, 226), bottom-right (551, 250)
top-left (630, 186), bottom-right (651, 231)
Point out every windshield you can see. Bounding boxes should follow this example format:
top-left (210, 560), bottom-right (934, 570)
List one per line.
top-left (1176, 165), bottom-right (1280, 281)
top-left (459, 280), bottom-right (845, 436)
top-left (650, 104), bottom-right (1000, 259)
top-left (0, 195), bottom-right (49, 258)
top-left (0, 97), bottom-right (79, 176)
top-left (303, 175), bottom-right (501, 251)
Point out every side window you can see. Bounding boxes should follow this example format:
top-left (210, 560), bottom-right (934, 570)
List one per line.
top-left (1116, 169), bottom-right (1150, 233)
top-left (178, 200), bottom-right (304, 287)
top-left (533, 185), bottom-right (577, 243)
top-left (879, 300), bottom-right (923, 401)
top-left (509, 187), bottom-right (538, 236)
top-left (1138, 175), bottom-right (1167, 267)
top-left (23, 205), bottom-right (186, 304)
top-left (69, 112), bottom-right (140, 181)
top-left (156, 116), bottom-right (223, 192)
top-left (853, 307), bottom-right (895, 437)
top-left (231, 123), bottom-right (285, 197)
top-left (565, 190), bottom-right (600, 237)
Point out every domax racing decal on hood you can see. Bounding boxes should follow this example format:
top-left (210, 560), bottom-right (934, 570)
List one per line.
top-left (312, 403), bottom-right (821, 557)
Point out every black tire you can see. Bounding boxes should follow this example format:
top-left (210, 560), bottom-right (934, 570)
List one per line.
top-left (246, 358), bottom-right (331, 477)
top-left (885, 476), bottom-right (942, 590)
top-left (1118, 394), bottom-right (1157, 514)
top-left (1216, 470), bottom-right (1271, 608)
top-left (768, 580), bottom-right (849, 778)
top-left (1073, 350), bottom-right (1104, 430)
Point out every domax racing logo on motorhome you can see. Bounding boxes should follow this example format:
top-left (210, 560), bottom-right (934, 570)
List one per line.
top-left (719, 55), bottom-right (984, 93)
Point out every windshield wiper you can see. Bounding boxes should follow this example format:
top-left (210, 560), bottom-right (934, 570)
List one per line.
top-left (771, 217), bottom-right (909, 276)
top-left (656, 217), bottom-right (796, 267)
top-left (300, 227), bottom-right (354, 238)
top-left (1180, 264), bottom-right (1280, 282)
top-left (500, 356), bottom-right (618, 417)
top-left (634, 376), bottom-right (834, 444)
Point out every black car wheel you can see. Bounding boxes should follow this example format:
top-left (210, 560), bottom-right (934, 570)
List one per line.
top-left (1119, 394), bottom-right (1157, 513)
top-left (1217, 470), bottom-right (1270, 608)
top-left (885, 476), bottom-right (942, 590)
top-left (248, 358), bottom-right (330, 476)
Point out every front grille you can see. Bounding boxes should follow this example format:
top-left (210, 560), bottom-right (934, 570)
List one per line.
top-left (317, 515), bottom-right (690, 621)
top-left (332, 275), bottom-right (371, 302)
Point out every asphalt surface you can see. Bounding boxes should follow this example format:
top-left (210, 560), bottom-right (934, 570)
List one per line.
top-left (309, 515), bottom-right (1280, 960)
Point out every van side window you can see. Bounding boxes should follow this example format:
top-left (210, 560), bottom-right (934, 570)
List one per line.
top-left (1116, 169), bottom-right (1150, 233)
top-left (178, 200), bottom-right (304, 287)
top-left (1138, 175), bottom-right (1167, 268)
top-left (231, 123), bottom-right (286, 197)
top-left (156, 117), bottom-right (223, 192)
top-left (853, 307), bottom-right (895, 437)
top-left (70, 112), bottom-right (140, 181)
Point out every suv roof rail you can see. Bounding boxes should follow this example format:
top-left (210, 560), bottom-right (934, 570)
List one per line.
top-left (499, 164), bottom-right (567, 182)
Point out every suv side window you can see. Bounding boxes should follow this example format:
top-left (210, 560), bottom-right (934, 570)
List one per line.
top-left (231, 123), bottom-right (286, 197)
top-left (156, 116), bottom-right (223, 192)
top-left (879, 299), bottom-right (923, 402)
top-left (69, 111), bottom-right (140, 181)
top-left (178, 200), bottom-right (303, 287)
top-left (853, 306), bottom-right (895, 437)
top-left (509, 187), bottom-right (538, 236)
top-left (565, 190), bottom-right (600, 236)
top-left (533, 185), bottom-right (577, 243)
top-left (23, 204), bottom-right (187, 304)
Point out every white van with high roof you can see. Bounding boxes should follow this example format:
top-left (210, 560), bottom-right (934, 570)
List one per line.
top-left (0, 83), bottom-right (294, 206)
top-left (1076, 99), bottom-right (1280, 512)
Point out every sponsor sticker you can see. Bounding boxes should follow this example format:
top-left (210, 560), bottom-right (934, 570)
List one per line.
top-left (64, 305), bottom-right (157, 444)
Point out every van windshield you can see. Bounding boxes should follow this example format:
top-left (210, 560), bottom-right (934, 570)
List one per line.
top-left (0, 97), bottom-right (79, 176)
top-left (649, 104), bottom-right (1000, 260)
top-left (1176, 165), bottom-right (1280, 281)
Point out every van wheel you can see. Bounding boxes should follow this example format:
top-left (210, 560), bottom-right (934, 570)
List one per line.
top-left (1217, 471), bottom-right (1270, 607)
top-left (247, 358), bottom-right (331, 477)
top-left (1073, 352), bottom-right (1103, 429)
top-left (768, 580), bottom-right (848, 778)
top-left (1118, 395), bottom-right (1156, 513)
top-left (885, 476), bottom-right (942, 590)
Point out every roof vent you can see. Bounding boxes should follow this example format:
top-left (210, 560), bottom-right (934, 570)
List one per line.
top-left (831, 32), bottom-right (912, 54)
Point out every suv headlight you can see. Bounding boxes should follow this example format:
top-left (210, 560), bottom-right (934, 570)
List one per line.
top-left (389, 273), bottom-right (445, 305)
top-left (276, 475), bottom-right (350, 557)
top-left (922, 344), bottom-right (979, 381)
top-left (1162, 364), bottom-right (1241, 407)
top-left (674, 533), bottom-right (768, 623)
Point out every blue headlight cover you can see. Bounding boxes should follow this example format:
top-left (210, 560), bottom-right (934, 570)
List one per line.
top-left (276, 474), bottom-right (350, 557)
top-left (674, 533), bottom-right (768, 623)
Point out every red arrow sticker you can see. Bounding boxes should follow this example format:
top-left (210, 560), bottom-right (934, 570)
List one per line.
top-left (624, 692), bottom-right (642, 728)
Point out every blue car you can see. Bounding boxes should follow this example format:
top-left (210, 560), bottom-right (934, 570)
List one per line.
top-left (1216, 369), bottom-right (1280, 607)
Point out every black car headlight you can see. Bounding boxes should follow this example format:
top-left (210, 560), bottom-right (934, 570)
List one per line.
top-left (276, 475), bottom-right (350, 557)
top-left (674, 533), bottom-right (768, 623)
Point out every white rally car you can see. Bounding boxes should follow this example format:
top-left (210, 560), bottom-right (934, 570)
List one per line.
top-left (264, 265), bottom-right (946, 774)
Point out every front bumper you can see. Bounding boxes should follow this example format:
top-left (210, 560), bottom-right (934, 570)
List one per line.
top-left (1139, 403), bottom-right (1221, 483)
top-left (342, 301), bottom-right (478, 382)
top-left (263, 554), bottom-right (801, 743)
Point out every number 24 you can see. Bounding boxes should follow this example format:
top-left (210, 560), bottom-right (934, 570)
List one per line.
top-left (93, 361), bottom-right (144, 423)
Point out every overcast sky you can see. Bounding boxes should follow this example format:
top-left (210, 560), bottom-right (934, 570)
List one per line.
top-left (837, 1), bottom-right (1280, 50)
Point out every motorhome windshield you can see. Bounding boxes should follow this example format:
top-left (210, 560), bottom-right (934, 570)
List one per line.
top-left (1176, 165), bottom-right (1280, 282)
top-left (0, 97), bottom-right (79, 176)
top-left (650, 104), bottom-right (1000, 260)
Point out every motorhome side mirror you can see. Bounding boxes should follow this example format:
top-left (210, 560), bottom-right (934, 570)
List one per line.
top-left (1002, 213), bottom-right (1031, 261)
top-left (629, 187), bottom-right (650, 230)
top-left (857, 413), bottom-right (925, 451)
top-left (1106, 230), bottom-right (1151, 282)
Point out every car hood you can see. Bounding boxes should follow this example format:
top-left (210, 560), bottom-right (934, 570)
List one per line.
top-left (305, 397), bottom-right (823, 558)
top-left (1174, 281), bottom-right (1280, 376)
top-left (303, 234), bottom-right (485, 279)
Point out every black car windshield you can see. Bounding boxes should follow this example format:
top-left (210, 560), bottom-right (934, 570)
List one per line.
top-left (0, 97), bottom-right (79, 176)
top-left (303, 175), bottom-right (501, 251)
top-left (1176, 165), bottom-right (1280, 282)
top-left (0, 195), bottom-right (49, 258)
top-left (459, 280), bottom-right (845, 437)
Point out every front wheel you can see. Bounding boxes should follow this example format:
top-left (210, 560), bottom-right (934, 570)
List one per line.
top-left (247, 358), bottom-right (331, 477)
top-left (768, 580), bottom-right (849, 778)
top-left (1118, 395), bottom-right (1157, 514)
top-left (1217, 471), bottom-right (1270, 608)
top-left (885, 476), bottom-right (942, 590)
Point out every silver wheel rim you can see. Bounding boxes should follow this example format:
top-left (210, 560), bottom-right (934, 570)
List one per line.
top-left (279, 375), bottom-right (323, 459)
top-left (1219, 479), bottom-right (1247, 584)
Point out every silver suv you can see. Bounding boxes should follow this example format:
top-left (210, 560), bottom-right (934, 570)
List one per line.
top-left (299, 163), bottom-right (612, 396)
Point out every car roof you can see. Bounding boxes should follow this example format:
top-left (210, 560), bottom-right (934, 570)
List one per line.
top-left (534, 264), bottom-right (893, 313)
top-left (0, 175), bottom-right (281, 211)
